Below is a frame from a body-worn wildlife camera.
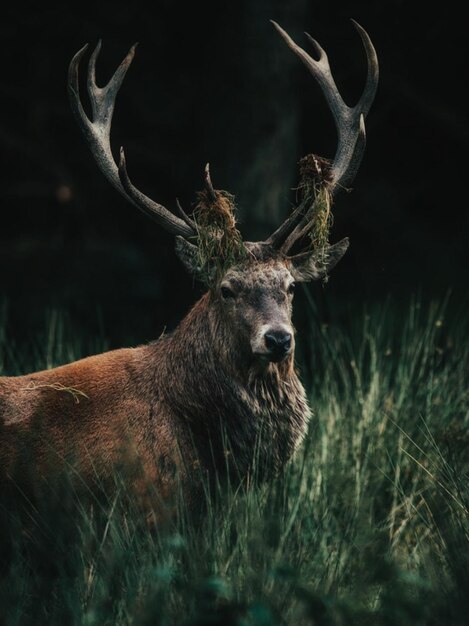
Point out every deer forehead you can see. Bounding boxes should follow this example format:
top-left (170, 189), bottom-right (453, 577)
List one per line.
top-left (223, 261), bottom-right (293, 291)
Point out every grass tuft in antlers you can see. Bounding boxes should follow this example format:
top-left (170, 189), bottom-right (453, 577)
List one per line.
top-left (298, 154), bottom-right (334, 262)
top-left (193, 168), bottom-right (247, 283)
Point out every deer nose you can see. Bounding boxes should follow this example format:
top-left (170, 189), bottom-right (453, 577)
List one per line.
top-left (264, 330), bottom-right (292, 359)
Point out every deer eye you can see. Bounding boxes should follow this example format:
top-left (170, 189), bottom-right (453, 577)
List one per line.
top-left (288, 282), bottom-right (296, 295)
top-left (221, 285), bottom-right (236, 300)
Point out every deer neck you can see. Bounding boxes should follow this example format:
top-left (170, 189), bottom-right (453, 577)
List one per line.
top-left (158, 292), bottom-right (308, 476)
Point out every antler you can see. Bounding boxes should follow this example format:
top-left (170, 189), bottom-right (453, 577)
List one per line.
top-left (68, 41), bottom-right (195, 239)
top-left (266, 20), bottom-right (378, 253)
top-left (68, 27), bottom-right (377, 259)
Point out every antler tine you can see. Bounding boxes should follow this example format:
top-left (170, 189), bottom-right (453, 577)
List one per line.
top-left (271, 21), bottom-right (347, 134)
top-left (117, 148), bottom-right (192, 236)
top-left (266, 21), bottom-right (378, 252)
top-left (350, 20), bottom-right (379, 118)
top-left (204, 163), bottom-right (217, 202)
top-left (69, 44), bottom-right (91, 127)
top-left (265, 203), bottom-right (308, 249)
top-left (176, 198), bottom-right (197, 230)
top-left (68, 42), bottom-right (195, 239)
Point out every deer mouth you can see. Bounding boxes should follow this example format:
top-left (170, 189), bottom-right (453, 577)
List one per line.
top-left (268, 352), bottom-right (292, 364)
top-left (253, 348), bottom-right (293, 364)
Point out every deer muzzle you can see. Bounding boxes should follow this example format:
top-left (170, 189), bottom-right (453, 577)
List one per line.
top-left (252, 325), bottom-right (293, 363)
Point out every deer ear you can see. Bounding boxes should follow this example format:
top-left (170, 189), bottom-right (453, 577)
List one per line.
top-left (289, 237), bottom-right (350, 282)
top-left (175, 236), bottom-right (217, 282)
top-left (175, 237), bottom-right (202, 276)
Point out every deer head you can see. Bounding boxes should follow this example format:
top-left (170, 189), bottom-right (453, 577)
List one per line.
top-left (68, 21), bottom-right (378, 365)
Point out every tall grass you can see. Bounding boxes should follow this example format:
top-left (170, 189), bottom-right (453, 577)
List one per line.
top-left (0, 298), bottom-right (468, 625)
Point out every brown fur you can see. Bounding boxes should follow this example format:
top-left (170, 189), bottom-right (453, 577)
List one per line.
top-left (0, 253), bottom-right (313, 517)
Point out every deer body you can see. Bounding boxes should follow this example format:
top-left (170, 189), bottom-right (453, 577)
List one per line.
top-left (1, 279), bottom-right (308, 507)
top-left (0, 21), bottom-right (378, 513)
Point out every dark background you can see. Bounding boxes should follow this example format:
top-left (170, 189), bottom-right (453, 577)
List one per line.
top-left (1, 1), bottom-right (467, 351)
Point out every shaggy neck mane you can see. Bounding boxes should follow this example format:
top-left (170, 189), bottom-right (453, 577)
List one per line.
top-left (152, 292), bottom-right (307, 475)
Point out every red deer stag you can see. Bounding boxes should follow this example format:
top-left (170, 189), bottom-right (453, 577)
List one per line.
top-left (0, 21), bottom-right (378, 514)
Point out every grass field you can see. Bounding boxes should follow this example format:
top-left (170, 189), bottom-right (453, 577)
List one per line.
top-left (0, 297), bottom-right (468, 625)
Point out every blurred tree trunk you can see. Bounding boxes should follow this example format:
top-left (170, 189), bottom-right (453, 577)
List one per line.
top-left (220, 0), bottom-right (310, 240)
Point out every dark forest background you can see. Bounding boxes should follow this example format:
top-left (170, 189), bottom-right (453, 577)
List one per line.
top-left (1, 0), bottom-right (467, 350)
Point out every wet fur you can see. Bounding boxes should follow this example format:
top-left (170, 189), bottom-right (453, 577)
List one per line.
top-left (0, 269), bottom-right (310, 515)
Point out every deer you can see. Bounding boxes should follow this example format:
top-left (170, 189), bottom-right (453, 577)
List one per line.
top-left (0, 21), bottom-right (378, 518)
